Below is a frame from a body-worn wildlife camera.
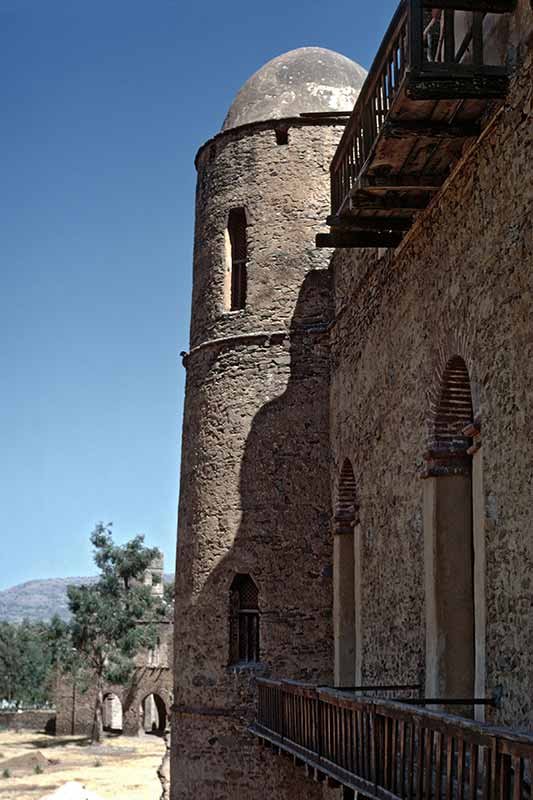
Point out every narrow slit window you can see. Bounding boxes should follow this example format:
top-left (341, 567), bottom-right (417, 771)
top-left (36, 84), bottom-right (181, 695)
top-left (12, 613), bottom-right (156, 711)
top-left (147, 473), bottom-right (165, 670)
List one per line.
top-left (227, 208), bottom-right (247, 310)
top-left (275, 127), bottom-right (289, 145)
top-left (229, 574), bottom-right (259, 664)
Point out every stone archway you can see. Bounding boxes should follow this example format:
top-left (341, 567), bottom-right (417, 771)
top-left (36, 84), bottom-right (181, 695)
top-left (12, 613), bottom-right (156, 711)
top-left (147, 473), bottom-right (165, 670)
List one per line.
top-left (102, 692), bottom-right (123, 733)
top-left (140, 693), bottom-right (167, 734)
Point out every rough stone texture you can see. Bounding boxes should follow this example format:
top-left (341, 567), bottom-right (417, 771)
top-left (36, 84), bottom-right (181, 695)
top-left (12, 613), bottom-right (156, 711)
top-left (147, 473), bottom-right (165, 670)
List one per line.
top-left (329, 48), bottom-right (533, 728)
top-left (173, 118), bottom-right (345, 799)
top-left (174, 9), bottom-right (532, 798)
top-left (158, 731), bottom-right (171, 800)
top-left (55, 619), bottom-right (173, 737)
top-left (191, 120), bottom-right (344, 349)
top-left (0, 709), bottom-right (55, 732)
top-left (222, 47), bottom-right (366, 131)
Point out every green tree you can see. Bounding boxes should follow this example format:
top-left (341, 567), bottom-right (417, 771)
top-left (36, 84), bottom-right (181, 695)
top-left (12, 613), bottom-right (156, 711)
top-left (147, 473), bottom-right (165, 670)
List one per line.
top-left (65, 523), bottom-right (165, 743)
top-left (0, 620), bottom-right (54, 708)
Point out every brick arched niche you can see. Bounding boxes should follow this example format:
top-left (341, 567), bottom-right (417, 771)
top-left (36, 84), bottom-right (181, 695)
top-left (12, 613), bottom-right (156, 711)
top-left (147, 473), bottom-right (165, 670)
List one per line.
top-left (423, 355), bottom-right (485, 717)
top-left (333, 459), bottom-right (362, 687)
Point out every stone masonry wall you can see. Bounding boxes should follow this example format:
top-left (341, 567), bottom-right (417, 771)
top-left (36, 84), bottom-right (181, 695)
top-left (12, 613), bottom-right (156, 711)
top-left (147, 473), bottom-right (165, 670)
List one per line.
top-left (0, 710), bottom-right (55, 733)
top-left (173, 120), bottom-right (345, 799)
top-left (329, 49), bottom-right (533, 728)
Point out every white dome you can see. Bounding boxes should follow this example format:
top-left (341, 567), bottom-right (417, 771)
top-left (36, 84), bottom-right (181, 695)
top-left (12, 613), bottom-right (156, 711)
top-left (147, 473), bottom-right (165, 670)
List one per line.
top-left (222, 46), bottom-right (367, 131)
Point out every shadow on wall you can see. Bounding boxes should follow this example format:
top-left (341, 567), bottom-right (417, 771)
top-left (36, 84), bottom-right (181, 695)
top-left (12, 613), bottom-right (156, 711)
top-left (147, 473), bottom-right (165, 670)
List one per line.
top-left (181, 268), bottom-right (335, 709)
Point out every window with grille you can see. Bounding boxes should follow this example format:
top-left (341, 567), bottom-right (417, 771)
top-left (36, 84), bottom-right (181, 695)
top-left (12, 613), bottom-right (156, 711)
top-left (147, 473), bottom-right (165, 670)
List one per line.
top-left (227, 208), bottom-right (247, 310)
top-left (229, 574), bottom-right (259, 664)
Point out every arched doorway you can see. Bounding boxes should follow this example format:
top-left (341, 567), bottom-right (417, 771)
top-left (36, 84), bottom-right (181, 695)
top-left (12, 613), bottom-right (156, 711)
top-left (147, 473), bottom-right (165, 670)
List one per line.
top-left (424, 355), bottom-right (483, 711)
top-left (102, 693), bottom-right (123, 733)
top-left (141, 693), bottom-right (167, 734)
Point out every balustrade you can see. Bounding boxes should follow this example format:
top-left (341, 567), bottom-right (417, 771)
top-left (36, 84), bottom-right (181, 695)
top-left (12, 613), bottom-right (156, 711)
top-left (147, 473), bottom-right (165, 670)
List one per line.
top-left (253, 678), bottom-right (533, 800)
top-left (327, 0), bottom-right (514, 234)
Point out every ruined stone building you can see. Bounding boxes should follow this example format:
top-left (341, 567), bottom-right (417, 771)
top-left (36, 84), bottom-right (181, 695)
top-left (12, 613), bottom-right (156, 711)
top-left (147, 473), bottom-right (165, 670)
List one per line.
top-left (55, 555), bottom-right (173, 737)
top-left (173, 0), bottom-right (533, 796)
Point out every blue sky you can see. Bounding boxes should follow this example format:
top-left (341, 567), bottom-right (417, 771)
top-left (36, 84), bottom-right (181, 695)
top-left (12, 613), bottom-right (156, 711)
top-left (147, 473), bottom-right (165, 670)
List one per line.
top-left (0, 0), bottom-right (396, 590)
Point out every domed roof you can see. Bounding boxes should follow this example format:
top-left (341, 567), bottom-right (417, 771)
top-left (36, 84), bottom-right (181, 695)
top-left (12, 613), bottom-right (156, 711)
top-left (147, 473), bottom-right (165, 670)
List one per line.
top-left (222, 47), bottom-right (367, 131)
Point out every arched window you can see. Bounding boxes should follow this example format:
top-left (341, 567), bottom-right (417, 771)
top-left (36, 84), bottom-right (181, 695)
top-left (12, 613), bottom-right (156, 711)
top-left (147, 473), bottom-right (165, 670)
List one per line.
top-left (229, 574), bottom-right (259, 664)
top-left (333, 460), bottom-right (360, 687)
top-left (424, 355), bottom-right (484, 713)
top-left (226, 208), bottom-right (247, 311)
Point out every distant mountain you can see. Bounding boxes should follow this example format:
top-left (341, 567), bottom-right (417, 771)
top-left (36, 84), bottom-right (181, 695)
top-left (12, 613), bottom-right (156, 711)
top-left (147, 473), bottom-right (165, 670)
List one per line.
top-left (0, 574), bottom-right (174, 624)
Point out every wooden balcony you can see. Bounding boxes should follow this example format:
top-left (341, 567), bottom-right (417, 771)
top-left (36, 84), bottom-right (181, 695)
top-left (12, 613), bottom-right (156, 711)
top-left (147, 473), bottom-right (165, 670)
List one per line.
top-left (317, 0), bottom-right (516, 248)
top-left (251, 678), bottom-right (533, 800)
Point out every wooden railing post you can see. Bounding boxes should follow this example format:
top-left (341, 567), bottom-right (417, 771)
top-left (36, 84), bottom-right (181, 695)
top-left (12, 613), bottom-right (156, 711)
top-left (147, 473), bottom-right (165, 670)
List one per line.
top-left (252, 680), bottom-right (533, 800)
top-left (317, 694), bottom-right (322, 759)
top-left (444, 9), bottom-right (456, 63)
top-left (408, 0), bottom-right (423, 69)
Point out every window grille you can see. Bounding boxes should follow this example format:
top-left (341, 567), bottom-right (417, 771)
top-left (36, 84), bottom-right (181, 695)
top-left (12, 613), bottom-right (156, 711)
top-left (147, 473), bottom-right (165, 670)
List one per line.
top-left (229, 574), bottom-right (259, 664)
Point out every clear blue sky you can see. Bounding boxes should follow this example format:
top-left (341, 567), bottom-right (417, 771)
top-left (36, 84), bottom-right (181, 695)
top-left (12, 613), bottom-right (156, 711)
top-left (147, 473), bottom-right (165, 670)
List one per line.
top-left (0, 0), bottom-right (396, 590)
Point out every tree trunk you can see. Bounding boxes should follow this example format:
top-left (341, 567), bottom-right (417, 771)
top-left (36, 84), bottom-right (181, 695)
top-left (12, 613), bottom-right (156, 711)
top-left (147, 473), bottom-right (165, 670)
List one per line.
top-left (92, 682), bottom-right (104, 744)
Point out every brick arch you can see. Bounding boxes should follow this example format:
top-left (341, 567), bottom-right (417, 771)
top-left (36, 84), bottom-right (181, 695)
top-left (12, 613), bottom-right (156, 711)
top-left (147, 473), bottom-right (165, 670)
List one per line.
top-left (102, 691), bottom-right (123, 733)
top-left (140, 692), bottom-right (168, 733)
top-left (426, 355), bottom-right (474, 475)
top-left (334, 459), bottom-right (359, 534)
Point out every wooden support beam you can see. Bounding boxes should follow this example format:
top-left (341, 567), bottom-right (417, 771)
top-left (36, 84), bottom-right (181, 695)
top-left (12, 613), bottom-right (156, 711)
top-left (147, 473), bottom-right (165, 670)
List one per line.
top-left (349, 193), bottom-right (430, 210)
top-left (316, 231), bottom-right (403, 249)
top-left (313, 768), bottom-right (326, 783)
top-left (354, 174), bottom-right (444, 191)
top-left (422, 0), bottom-right (515, 12)
top-left (407, 71), bottom-right (508, 101)
top-left (326, 215), bottom-right (414, 231)
top-left (382, 120), bottom-right (481, 140)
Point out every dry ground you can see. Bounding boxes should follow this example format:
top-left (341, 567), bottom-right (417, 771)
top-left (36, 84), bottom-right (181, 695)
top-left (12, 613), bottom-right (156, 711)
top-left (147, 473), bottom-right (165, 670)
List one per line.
top-left (0, 729), bottom-right (165, 800)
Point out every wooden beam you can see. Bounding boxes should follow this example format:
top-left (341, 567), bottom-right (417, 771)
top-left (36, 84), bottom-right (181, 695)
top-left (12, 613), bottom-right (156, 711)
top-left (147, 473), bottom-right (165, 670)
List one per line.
top-left (349, 193), bottom-right (430, 210)
top-left (354, 174), bottom-right (444, 191)
top-left (422, 0), bottom-right (515, 12)
top-left (316, 231), bottom-right (403, 249)
top-left (382, 120), bottom-right (481, 140)
top-left (326, 215), bottom-right (413, 231)
top-left (407, 71), bottom-right (508, 101)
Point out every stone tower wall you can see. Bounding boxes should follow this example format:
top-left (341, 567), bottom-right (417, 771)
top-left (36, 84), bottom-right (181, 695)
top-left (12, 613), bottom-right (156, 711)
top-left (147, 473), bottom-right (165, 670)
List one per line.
top-left (172, 120), bottom-right (345, 800)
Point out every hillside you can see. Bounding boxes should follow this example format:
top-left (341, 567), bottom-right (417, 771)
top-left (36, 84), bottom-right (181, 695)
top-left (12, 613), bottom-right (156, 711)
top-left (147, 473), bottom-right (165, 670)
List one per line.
top-left (0, 574), bottom-right (174, 624)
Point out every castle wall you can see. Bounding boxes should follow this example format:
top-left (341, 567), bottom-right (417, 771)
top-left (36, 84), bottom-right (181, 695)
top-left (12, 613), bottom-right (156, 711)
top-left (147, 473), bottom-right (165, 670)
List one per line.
top-left (55, 620), bottom-right (173, 737)
top-left (172, 120), bottom-right (344, 799)
top-left (329, 51), bottom-right (533, 727)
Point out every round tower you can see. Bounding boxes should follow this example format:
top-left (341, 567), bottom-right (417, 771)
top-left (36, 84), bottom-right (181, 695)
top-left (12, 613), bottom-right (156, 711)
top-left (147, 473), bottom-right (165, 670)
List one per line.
top-left (173, 47), bottom-right (366, 800)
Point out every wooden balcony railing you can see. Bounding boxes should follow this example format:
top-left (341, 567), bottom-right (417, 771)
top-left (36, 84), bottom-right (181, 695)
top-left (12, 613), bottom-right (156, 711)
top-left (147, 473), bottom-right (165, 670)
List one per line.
top-left (323, 0), bottom-right (515, 245)
top-left (251, 678), bottom-right (533, 800)
top-left (330, 0), bottom-right (409, 217)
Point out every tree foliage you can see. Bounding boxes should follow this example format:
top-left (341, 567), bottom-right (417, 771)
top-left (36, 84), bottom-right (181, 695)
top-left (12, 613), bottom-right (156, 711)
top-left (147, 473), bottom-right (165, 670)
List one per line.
top-left (0, 618), bottom-right (65, 708)
top-left (64, 523), bottom-right (167, 742)
top-left (0, 524), bottom-right (169, 741)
